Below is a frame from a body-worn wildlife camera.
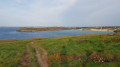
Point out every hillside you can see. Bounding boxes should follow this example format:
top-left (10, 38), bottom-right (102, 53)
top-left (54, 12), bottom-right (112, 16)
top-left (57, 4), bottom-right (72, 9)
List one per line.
top-left (0, 33), bottom-right (120, 67)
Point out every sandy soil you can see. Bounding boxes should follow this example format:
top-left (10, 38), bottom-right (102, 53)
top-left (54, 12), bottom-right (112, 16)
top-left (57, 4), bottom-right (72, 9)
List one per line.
top-left (79, 29), bottom-right (113, 31)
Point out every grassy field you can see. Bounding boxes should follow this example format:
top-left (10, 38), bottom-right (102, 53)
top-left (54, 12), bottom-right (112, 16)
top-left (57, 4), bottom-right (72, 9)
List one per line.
top-left (0, 33), bottom-right (120, 67)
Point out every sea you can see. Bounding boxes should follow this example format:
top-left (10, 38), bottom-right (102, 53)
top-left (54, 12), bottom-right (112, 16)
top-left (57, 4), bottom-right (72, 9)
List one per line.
top-left (0, 27), bottom-right (113, 40)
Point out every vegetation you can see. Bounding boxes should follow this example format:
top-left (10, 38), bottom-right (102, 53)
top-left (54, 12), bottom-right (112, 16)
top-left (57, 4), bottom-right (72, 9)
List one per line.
top-left (17, 27), bottom-right (72, 32)
top-left (0, 33), bottom-right (120, 67)
top-left (75, 26), bottom-right (120, 29)
top-left (17, 26), bottom-right (120, 32)
top-left (114, 29), bottom-right (120, 33)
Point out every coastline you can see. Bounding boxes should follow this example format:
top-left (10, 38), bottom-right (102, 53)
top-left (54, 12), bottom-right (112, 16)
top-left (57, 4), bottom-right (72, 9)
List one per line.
top-left (78, 29), bottom-right (114, 32)
top-left (17, 27), bottom-right (72, 32)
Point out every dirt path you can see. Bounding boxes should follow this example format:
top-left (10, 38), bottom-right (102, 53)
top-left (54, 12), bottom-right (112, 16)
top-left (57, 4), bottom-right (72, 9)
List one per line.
top-left (19, 49), bottom-right (30, 67)
top-left (31, 42), bottom-right (48, 67)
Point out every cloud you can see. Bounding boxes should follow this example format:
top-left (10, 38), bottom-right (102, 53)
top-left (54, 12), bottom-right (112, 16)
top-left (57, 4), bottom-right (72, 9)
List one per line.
top-left (0, 0), bottom-right (77, 26)
top-left (83, 0), bottom-right (120, 26)
top-left (15, 0), bottom-right (23, 3)
top-left (61, 0), bottom-right (120, 26)
top-left (86, 5), bottom-right (120, 26)
top-left (0, 0), bottom-right (120, 26)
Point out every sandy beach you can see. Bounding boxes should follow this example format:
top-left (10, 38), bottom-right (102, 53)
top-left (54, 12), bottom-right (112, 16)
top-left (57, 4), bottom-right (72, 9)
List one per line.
top-left (78, 29), bottom-right (113, 31)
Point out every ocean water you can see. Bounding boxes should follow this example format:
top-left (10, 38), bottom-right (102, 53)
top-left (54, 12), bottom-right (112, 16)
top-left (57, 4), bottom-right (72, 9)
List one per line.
top-left (0, 27), bottom-right (113, 40)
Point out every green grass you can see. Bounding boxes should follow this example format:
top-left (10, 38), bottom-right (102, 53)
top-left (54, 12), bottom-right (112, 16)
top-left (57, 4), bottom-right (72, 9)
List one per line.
top-left (0, 40), bottom-right (27, 67)
top-left (0, 33), bottom-right (120, 67)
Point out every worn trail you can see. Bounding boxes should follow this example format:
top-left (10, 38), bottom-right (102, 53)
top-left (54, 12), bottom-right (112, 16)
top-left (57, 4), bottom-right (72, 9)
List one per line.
top-left (18, 49), bottom-right (30, 67)
top-left (31, 42), bottom-right (48, 67)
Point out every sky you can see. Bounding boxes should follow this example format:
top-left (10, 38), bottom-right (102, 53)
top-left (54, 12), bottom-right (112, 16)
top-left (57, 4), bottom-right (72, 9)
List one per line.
top-left (0, 0), bottom-right (120, 27)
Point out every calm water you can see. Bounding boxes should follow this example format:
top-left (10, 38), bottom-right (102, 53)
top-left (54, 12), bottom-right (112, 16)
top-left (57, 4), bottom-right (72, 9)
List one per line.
top-left (0, 27), bottom-right (113, 40)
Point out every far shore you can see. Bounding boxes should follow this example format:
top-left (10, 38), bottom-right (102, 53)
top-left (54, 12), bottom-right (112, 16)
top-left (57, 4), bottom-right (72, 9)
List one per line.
top-left (17, 27), bottom-right (72, 32)
top-left (17, 27), bottom-right (119, 32)
top-left (78, 29), bottom-right (114, 32)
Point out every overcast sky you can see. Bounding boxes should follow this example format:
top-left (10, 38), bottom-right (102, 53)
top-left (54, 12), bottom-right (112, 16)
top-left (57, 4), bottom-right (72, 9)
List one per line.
top-left (0, 0), bottom-right (120, 27)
